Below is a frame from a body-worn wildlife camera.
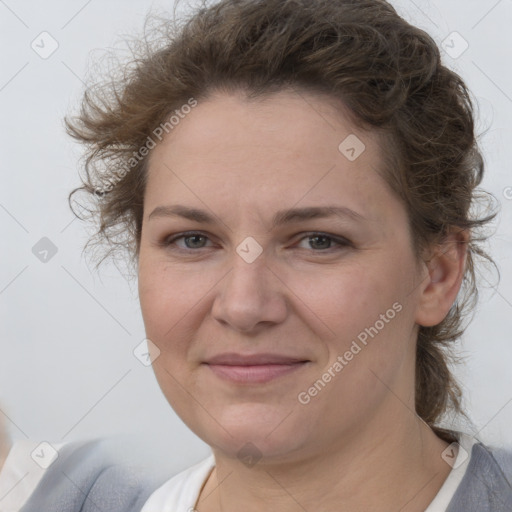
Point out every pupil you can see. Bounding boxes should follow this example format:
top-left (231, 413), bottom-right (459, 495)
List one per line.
top-left (187, 235), bottom-right (205, 248)
top-left (311, 235), bottom-right (330, 249)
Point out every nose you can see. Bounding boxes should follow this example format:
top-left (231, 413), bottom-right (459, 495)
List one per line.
top-left (211, 252), bottom-right (288, 334)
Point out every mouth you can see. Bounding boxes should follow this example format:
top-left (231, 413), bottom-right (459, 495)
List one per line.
top-left (202, 353), bottom-right (311, 384)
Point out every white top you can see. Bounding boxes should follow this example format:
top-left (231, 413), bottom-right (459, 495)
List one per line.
top-left (424, 432), bottom-right (477, 511)
top-left (142, 433), bottom-right (478, 512)
top-left (140, 454), bottom-right (216, 512)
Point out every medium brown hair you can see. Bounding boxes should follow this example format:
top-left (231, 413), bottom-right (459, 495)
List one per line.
top-left (66, 0), bottom-right (498, 441)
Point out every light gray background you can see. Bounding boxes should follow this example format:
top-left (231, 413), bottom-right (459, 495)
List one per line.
top-left (1, 0), bottom-right (511, 475)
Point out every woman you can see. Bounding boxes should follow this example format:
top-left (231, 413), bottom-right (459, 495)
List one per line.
top-left (2, 0), bottom-right (511, 510)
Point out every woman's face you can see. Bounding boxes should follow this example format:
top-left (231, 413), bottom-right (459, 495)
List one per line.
top-left (138, 90), bottom-right (429, 462)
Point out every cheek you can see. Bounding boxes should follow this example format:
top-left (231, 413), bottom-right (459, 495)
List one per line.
top-left (312, 261), bottom-right (405, 336)
top-left (297, 267), bottom-right (414, 418)
top-left (138, 259), bottom-right (206, 417)
top-left (139, 256), bottom-right (205, 332)
top-left (138, 254), bottom-right (227, 376)
top-left (312, 255), bottom-right (416, 381)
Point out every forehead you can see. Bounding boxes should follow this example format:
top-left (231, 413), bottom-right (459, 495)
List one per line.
top-left (145, 90), bottom-right (395, 222)
top-left (150, 89), bottom-right (379, 160)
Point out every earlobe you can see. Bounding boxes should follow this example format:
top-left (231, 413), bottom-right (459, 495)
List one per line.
top-left (414, 229), bottom-right (469, 327)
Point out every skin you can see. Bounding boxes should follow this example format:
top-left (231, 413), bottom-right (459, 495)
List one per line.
top-left (138, 89), bottom-right (468, 512)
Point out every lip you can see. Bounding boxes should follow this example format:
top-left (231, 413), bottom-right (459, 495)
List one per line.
top-left (205, 352), bottom-right (308, 365)
top-left (203, 353), bottom-right (310, 384)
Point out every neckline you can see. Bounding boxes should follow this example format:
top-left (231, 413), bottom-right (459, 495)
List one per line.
top-left (142, 431), bottom-right (481, 511)
top-left (423, 432), bottom-right (479, 511)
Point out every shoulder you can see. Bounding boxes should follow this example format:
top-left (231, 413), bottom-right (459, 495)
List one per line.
top-left (447, 439), bottom-right (512, 512)
top-left (84, 463), bottom-right (167, 512)
top-left (20, 438), bottom-right (169, 512)
top-left (470, 442), bottom-right (512, 485)
top-left (488, 443), bottom-right (512, 478)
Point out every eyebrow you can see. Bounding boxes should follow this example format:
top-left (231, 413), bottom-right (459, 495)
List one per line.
top-left (148, 204), bottom-right (367, 228)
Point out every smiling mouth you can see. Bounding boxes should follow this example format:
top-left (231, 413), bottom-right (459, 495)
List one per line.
top-left (203, 354), bottom-right (310, 384)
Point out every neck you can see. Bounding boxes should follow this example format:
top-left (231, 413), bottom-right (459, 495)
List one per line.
top-left (195, 413), bottom-right (452, 512)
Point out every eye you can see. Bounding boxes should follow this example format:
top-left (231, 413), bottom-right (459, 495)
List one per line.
top-left (162, 231), bottom-right (214, 250)
top-left (159, 231), bottom-right (351, 253)
top-left (294, 232), bottom-right (351, 252)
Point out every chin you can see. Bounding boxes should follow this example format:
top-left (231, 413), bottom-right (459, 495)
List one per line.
top-left (210, 432), bottom-right (308, 465)
top-left (189, 403), bottom-right (315, 463)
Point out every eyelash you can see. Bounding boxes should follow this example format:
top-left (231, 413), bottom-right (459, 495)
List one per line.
top-left (160, 231), bottom-right (352, 254)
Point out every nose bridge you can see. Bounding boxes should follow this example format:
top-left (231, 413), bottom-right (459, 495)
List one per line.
top-left (212, 243), bottom-right (287, 331)
top-left (224, 244), bottom-right (272, 303)
top-left (227, 228), bottom-right (269, 279)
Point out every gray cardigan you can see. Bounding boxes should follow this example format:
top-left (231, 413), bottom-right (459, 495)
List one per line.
top-left (20, 438), bottom-right (512, 511)
top-left (19, 440), bottom-right (168, 512)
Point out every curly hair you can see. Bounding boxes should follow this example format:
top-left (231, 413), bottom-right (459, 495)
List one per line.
top-left (65, 0), bottom-right (498, 442)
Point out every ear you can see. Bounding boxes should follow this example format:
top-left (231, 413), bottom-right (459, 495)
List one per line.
top-left (414, 228), bottom-right (469, 327)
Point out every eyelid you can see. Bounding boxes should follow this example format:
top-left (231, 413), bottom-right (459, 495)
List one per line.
top-left (161, 230), bottom-right (216, 248)
top-left (294, 231), bottom-right (352, 249)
